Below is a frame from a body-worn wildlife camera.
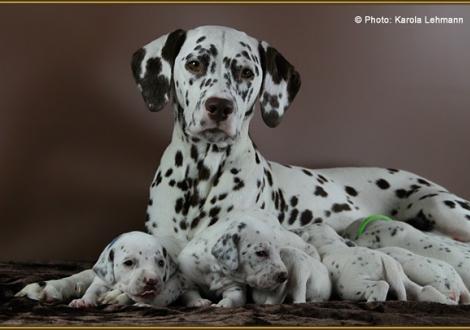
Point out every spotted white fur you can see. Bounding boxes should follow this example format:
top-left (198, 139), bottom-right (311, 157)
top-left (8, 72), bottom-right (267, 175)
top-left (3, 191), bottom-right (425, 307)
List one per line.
top-left (17, 25), bottom-right (470, 305)
top-left (177, 210), bottom-right (319, 307)
top-left (67, 232), bottom-right (185, 308)
top-left (343, 218), bottom-right (470, 293)
top-left (252, 246), bottom-right (331, 304)
top-left (377, 246), bottom-right (470, 304)
top-left (295, 223), bottom-right (451, 304)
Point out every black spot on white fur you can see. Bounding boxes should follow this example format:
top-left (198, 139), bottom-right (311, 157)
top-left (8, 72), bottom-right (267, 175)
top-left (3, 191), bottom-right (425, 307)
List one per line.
top-left (376, 179), bottom-right (390, 190)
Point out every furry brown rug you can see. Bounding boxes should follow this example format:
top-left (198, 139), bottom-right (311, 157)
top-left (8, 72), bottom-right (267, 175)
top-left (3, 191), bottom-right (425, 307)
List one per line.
top-left (2, 261), bottom-right (470, 326)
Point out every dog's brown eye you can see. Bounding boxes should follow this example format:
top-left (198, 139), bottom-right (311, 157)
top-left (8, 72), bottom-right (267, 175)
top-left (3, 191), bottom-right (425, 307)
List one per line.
top-left (158, 260), bottom-right (165, 267)
top-left (186, 60), bottom-right (203, 74)
top-left (255, 250), bottom-right (269, 258)
top-left (123, 260), bottom-right (134, 267)
top-left (241, 68), bottom-right (254, 80)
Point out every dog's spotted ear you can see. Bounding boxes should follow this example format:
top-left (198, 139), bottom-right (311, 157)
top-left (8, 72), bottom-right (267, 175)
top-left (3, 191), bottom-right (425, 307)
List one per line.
top-left (93, 242), bottom-right (116, 285)
top-left (131, 29), bottom-right (186, 112)
top-left (167, 254), bottom-right (178, 278)
top-left (211, 232), bottom-right (240, 272)
top-left (258, 41), bottom-right (301, 128)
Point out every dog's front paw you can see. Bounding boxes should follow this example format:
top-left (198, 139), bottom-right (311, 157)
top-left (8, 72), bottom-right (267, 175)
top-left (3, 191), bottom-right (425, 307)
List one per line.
top-left (133, 302), bottom-right (153, 308)
top-left (187, 298), bottom-right (212, 307)
top-left (98, 289), bottom-right (132, 305)
top-left (15, 282), bottom-right (64, 303)
top-left (69, 298), bottom-right (96, 309)
top-left (212, 298), bottom-right (234, 308)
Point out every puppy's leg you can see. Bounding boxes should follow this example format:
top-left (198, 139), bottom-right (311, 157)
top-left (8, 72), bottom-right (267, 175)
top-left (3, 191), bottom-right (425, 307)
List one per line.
top-left (459, 287), bottom-right (470, 304)
top-left (69, 276), bottom-right (109, 308)
top-left (213, 285), bottom-right (246, 308)
top-left (181, 289), bottom-right (212, 307)
top-left (16, 269), bottom-right (95, 303)
top-left (264, 282), bottom-right (287, 304)
top-left (290, 271), bottom-right (308, 304)
top-left (357, 280), bottom-right (390, 302)
top-left (99, 288), bottom-right (133, 306)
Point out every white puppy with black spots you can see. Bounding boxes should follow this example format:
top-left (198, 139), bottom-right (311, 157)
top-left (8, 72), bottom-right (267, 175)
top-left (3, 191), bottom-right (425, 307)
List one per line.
top-left (343, 218), bottom-right (470, 292)
top-left (178, 209), bottom-right (320, 307)
top-left (377, 246), bottom-right (470, 304)
top-left (19, 232), bottom-right (185, 308)
top-left (294, 223), bottom-right (450, 303)
top-left (17, 25), bottom-right (470, 304)
top-left (252, 246), bottom-right (331, 305)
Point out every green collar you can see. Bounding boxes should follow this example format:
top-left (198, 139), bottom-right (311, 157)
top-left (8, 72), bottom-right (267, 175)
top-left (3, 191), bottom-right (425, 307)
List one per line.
top-left (356, 214), bottom-right (393, 239)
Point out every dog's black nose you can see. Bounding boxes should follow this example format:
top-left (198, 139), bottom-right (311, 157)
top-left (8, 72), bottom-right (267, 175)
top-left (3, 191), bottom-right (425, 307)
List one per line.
top-left (276, 271), bottom-right (288, 283)
top-left (205, 97), bottom-right (234, 122)
top-left (143, 277), bottom-right (158, 286)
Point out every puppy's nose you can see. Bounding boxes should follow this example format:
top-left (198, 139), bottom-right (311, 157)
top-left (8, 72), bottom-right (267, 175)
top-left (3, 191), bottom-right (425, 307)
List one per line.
top-left (205, 97), bottom-right (234, 122)
top-left (143, 277), bottom-right (158, 286)
top-left (276, 271), bottom-right (288, 283)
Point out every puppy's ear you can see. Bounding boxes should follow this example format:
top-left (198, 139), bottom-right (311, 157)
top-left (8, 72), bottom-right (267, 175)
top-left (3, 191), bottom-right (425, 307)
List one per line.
top-left (93, 242), bottom-right (116, 285)
top-left (167, 255), bottom-right (178, 278)
top-left (258, 41), bottom-right (301, 128)
top-left (211, 233), bottom-right (240, 272)
top-left (131, 29), bottom-right (186, 112)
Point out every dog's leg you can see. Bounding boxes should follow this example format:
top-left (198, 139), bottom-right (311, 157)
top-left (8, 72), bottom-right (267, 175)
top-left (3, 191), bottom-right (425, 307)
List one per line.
top-left (16, 269), bottom-right (95, 303)
top-left (363, 280), bottom-right (390, 303)
top-left (181, 289), bottom-right (212, 307)
top-left (398, 190), bottom-right (470, 242)
top-left (69, 276), bottom-right (109, 308)
top-left (265, 282), bottom-right (287, 304)
top-left (98, 288), bottom-right (133, 306)
top-left (213, 285), bottom-right (246, 308)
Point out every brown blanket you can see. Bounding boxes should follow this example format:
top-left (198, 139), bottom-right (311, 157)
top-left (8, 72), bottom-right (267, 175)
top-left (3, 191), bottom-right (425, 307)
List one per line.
top-left (2, 261), bottom-right (470, 326)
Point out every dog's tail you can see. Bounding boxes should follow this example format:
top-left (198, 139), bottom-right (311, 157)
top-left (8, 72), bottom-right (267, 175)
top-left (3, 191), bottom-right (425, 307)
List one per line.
top-left (382, 255), bottom-right (407, 301)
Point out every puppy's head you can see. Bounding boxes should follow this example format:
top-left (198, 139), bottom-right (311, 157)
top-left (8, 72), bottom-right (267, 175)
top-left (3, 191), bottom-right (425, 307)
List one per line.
top-left (131, 25), bottom-right (301, 146)
top-left (211, 220), bottom-right (288, 290)
top-left (93, 231), bottom-right (177, 304)
top-left (293, 223), bottom-right (345, 248)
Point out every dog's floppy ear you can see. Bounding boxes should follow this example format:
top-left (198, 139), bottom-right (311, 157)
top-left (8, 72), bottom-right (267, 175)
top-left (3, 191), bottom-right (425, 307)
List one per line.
top-left (93, 241), bottom-right (117, 285)
top-left (258, 41), bottom-right (301, 128)
top-left (164, 247), bottom-right (178, 279)
top-left (211, 232), bottom-right (240, 272)
top-left (131, 29), bottom-right (186, 112)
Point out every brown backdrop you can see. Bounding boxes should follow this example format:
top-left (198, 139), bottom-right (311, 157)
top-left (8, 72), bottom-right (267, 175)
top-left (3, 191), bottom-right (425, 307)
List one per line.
top-left (1, 4), bottom-right (469, 261)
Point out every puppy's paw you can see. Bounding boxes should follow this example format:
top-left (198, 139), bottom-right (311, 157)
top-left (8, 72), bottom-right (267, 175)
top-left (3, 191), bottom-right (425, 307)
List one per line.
top-left (99, 289), bottom-right (132, 305)
top-left (69, 298), bottom-right (96, 309)
top-left (187, 298), bottom-right (212, 307)
top-left (16, 282), bottom-right (64, 303)
top-left (133, 302), bottom-right (153, 308)
top-left (212, 298), bottom-right (233, 308)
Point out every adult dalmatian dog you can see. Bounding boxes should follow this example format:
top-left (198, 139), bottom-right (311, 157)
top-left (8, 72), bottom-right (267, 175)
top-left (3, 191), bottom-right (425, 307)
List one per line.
top-left (18, 25), bottom-right (470, 303)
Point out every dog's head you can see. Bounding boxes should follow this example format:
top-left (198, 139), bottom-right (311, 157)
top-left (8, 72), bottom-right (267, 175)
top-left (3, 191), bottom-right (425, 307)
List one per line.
top-left (93, 231), bottom-right (177, 304)
top-left (131, 25), bottom-right (301, 146)
top-left (211, 219), bottom-right (288, 290)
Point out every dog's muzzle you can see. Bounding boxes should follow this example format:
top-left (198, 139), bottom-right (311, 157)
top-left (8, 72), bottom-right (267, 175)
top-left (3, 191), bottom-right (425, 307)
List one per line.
top-left (205, 97), bottom-right (234, 123)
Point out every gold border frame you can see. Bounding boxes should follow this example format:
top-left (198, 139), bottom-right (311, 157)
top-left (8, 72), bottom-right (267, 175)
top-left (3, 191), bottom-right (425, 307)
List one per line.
top-left (1, 1), bottom-right (470, 4)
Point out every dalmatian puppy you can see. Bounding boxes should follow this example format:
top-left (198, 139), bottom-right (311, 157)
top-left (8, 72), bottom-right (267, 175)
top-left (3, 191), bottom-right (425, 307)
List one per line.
top-left (59, 232), bottom-right (184, 308)
top-left (18, 25), bottom-right (470, 303)
top-left (252, 246), bottom-right (331, 305)
top-left (377, 246), bottom-right (470, 304)
top-left (16, 269), bottom-right (95, 303)
top-left (293, 223), bottom-right (450, 303)
top-left (177, 209), bottom-right (320, 308)
top-left (343, 218), bottom-right (470, 290)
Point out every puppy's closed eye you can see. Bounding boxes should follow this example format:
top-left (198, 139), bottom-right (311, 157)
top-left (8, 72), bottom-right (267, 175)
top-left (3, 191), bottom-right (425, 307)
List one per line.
top-left (123, 260), bottom-right (135, 267)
